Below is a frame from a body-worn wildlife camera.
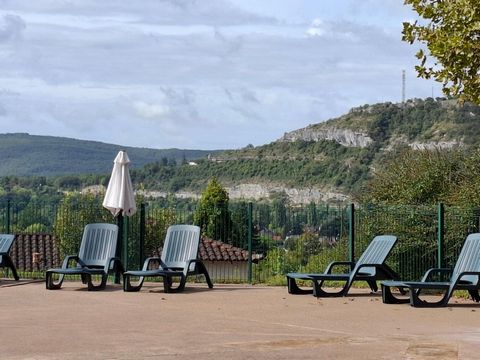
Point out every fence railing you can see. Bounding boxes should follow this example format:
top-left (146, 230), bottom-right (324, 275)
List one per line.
top-left (1, 197), bottom-right (479, 284)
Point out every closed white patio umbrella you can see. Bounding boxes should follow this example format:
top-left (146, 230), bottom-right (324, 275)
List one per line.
top-left (103, 150), bottom-right (136, 217)
top-left (103, 150), bottom-right (136, 277)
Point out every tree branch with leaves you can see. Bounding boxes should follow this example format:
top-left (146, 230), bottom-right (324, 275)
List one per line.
top-left (403, 0), bottom-right (480, 104)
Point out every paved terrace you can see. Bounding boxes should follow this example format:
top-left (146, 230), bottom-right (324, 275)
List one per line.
top-left (0, 280), bottom-right (479, 359)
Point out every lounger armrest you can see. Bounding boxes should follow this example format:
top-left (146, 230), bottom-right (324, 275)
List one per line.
top-left (141, 257), bottom-right (160, 271)
top-left (455, 271), bottom-right (480, 282)
top-left (158, 259), bottom-right (171, 270)
top-left (355, 263), bottom-right (380, 269)
top-left (104, 257), bottom-right (124, 274)
top-left (355, 263), bottom-right (395, 275)
top-left (184, 259), bottom-right (204, 275)
top-left (325, 261), bottom-right (354, 274)
top-left (422, 268), bottom-right (452, 282)
top-left (141, 257), bottom-right (171, 271)
top-left (61, 255), bottom-right (85, 269)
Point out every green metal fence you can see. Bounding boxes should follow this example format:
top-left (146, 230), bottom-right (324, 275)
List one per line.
top-left (249, 203), bottom-right (348, 284)
top-left (1, 197), bottom-right (479, 284)
top-left (354, 203), bottom-right (439, 280)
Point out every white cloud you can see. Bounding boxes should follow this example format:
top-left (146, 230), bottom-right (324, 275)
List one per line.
top-left (0, 0), bottom-right (442, 150)
top-left (306, 18), bottom-right (326, 37)
top-left (306, 27), bottom-right (324, 37)
top-left (133, 101), bottom-right (171, 120)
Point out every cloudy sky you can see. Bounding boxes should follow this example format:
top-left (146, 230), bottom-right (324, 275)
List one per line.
top-left (0, 0), bottom-right (440, 150)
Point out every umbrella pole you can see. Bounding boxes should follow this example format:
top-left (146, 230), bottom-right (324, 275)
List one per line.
top-left (123, 215), bottom-right (129, 271)
top-left (115, 212), bottom-right (124, 284)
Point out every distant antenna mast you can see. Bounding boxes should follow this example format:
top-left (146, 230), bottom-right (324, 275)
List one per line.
top-left (402, 70), bottom-right (406, 103)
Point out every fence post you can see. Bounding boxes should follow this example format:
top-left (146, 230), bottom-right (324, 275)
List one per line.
top-left (247, 202), bottom-right (253, 284)
top-left (437, 202), bottom-right (445, 268)
top-left (6, 199), bottom-right (11, 233)
top-left (348, 203), bottom-right (355, 265)
top-left (139, 203), bottom-right (146, 269)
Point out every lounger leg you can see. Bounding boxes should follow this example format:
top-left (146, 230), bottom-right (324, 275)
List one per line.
top-left (123, 274), bottom-right (145, 292)
top-left (81, 273), bottom-right (89, 284)
top-left (163, 276), bottom-right (172, 293)
top-left (45, 272), bottom-right (65, 290)
top-left (367, 280), bottom-right (378, 292)
top-left (196, 262), bottom-right (213, 288)
top-left (3, 256), bottom-right (19, 281)
top-left (381, 284), bottom-right (409, 304)
top-left (287, 276), bottom-right (313, 295)
top-left (468, 290), bottom-right (480, 302)
top-left (163, 275), bottom-right (173, 292)
top-left (313, 280), bottom-right (347, 297)
top-left (86, 273), bottom-right (108, 291)
top-left (164, 275), bottom-right (186, 293)
top-left (409, 288), bottom-right (450, 307)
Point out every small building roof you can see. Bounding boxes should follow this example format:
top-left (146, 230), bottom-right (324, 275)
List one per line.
top-left (199, 236), bottom-right (263, 263)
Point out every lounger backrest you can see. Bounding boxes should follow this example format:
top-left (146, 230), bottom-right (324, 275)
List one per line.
top-left (354, 235), bottom-right (397, 276)
top-left (161, 225), bottom-right (201, 269)
top-left (452, 233), bottom-right (480, 284)
top-left (78, 223), bottom-right (119, 267)
top-left (0, 234), bottom-right (15, 254)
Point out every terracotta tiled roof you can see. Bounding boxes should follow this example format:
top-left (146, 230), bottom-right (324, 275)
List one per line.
top-left (198, 237), bottom-right (262, 263)
top-left (11, 234), bottom-right (61, 271)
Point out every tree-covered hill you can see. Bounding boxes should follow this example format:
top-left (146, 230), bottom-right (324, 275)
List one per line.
top-left (279, 98), bottom-right (480, 148)
top-left (0, 133), bottom-right (220, 176)
top-left (132, 139), bottom-right (372, 194)
top-left (132, 98), bottom-right (480, 199)
top-left (2, 98), bottom-right (480, 203)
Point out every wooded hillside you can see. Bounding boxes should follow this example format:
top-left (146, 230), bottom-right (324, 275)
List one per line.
top-left (0, 133), bottom-right (219, 176)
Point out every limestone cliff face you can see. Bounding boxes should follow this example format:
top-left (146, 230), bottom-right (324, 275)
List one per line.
top-left (138, 184), bottom-right (349, 204)
top-left (226, 183), bottom-right (348, 204)
top-left (408, 140), bottom-right (461, 150)
top-left (280, 126), bottom-right (373, 148)
top-left (280, 124), bottom-right (463, 151)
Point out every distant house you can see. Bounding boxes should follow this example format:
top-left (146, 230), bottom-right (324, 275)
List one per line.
top-left (258, 228), bottom-right (283, 243)
top-left (10, 234), bottom-right (61, 272)
top-left (9, 233), bottom-right (263, 283)
top-left (198, 237), bottom-right (263, 282)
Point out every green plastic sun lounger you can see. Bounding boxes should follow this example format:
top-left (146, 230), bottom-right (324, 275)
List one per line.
top-left (382, 233), bottom-right (480, 307)
top-left (123, 225), bottom-right (213, 293)
top-left (0, 234), bottom-right (19, 281)
top-left (287, 235), bottom-right (399, 297)
top-left (46, 223), bottom-right (123, 291)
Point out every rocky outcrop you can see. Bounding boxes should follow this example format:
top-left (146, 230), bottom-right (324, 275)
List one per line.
top-left (409, 140), bottom-right (461, 150)
top-left (227, 183), bottom-right (348, 204)
top-left (137, 190), bottom-right (200, 200)
top-left (139, 184), bottom-right (349, 204)
top-left (280, 126), bottom-right (372, 148)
